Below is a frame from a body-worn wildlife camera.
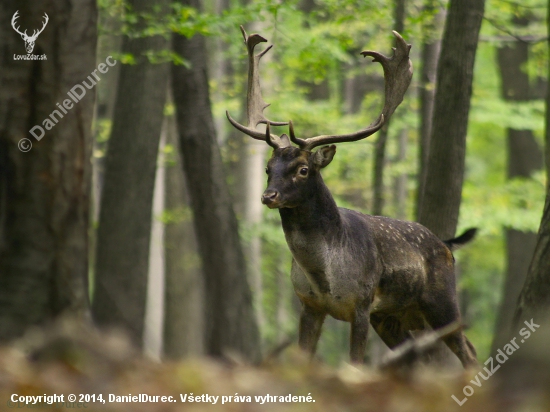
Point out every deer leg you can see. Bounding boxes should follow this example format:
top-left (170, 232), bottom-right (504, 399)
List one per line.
top-left (298, 305), bottom-right (325, 356)
top-left (420, 296), bottom-right (478, 368)
top-left (441, 332), bottom-right (478, 368)
top-left (370, 313), bottom-right (411, 349)
top-left (350, 306), bottom-right (371, 363)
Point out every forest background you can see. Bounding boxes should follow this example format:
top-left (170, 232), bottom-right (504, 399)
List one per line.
top-left (103, 0), bottom-right (547, 363)
top-left (0, 0), bottom-right (549, 397)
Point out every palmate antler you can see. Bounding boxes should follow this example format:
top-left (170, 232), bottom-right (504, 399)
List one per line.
top-left (226, 28), bottom-right (413, 151)
top-left (226, 26), bottom-right (290, 149)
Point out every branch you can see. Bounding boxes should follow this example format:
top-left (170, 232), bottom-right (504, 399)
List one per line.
top-left (483, 16), bottom-right (548, 44)
top-left (379, 322), bottom-right (462, 375)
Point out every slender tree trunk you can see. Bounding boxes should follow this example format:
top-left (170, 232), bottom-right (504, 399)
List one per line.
top-left (92, 0), bottom-right (170, 346)
top-left (163, 108), bottom-right (204, 359)
top-left (372, 0), bottom-right (406, 216)
top-left (392, 129), bottom-right (408, 219)
top-left (492, 23), bottom-right (543, 352)
top-left (513, 3), bottom-right (550, 327)
top-left (416, 1), bottom-right (445, 217)
top-left (415, 0), bottom-right (484, 368)
top-left (143, 126), bottom-right (166, 360)
top-left (298, 0), bottom-right (330, 101)
top-left (232, 22), bottom-right (275, 338)
top-left (241, 139), bottom-right (268, 333)
top-left (171, 0), bottom-right (260, 361)
top-left (367, 0), bottom-right (408, 363)
top-left (372, 125), bottom-right (389, 216)
top-left (514, 193), bottom-right (550, 325)
top-left (417, 0), bottom-right (485, 240)
top-left (211, 0), bottom-right (233, 141)
top-left (90, 3), bottom-right (123, 300)
top-left (0, 0), bottom-right (96, 341)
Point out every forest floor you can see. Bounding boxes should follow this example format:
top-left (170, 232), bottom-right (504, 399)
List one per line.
top-left (0, 319), bottom-right (548, 412)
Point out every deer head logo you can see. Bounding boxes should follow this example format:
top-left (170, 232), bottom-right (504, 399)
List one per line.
top-left (11, 11), bottom-right (49, 54)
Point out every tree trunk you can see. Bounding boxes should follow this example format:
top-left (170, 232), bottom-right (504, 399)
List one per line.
top-left (372, 125), bottom-right (389, 216)
top-left (0, 0), bottom-right (96, 341)
top-left (514, 193), bottom-right (550, 325)
top-left (492, 23), bottom-right (543, 352)
top-left (392, 129), bottom-right (408, 219)
top-left (233, 20), bottom-right (277, 338)
top-left (513, 3), bottom-right (550, 327)
top-left (163, 108), bottom-right (204, 359)
top-left (90, 3), bottom-right (123, 298)
top-left (143, 126), bottom-right (166, 360)
top-left (416, 0), bottom-right (485, 240)
top-left (371, 0), bottom-right (406, 216)
top-left (92, 0), bottom-right (170, 347)
top-left (210, 0), bottom-right (233, 141)
top-left (414, 0), bottom-right (484, 368)
top-left (416, 2), bottom-right (445, 217)
top-left (171, 0), bottom-right (261, 361)
top-left (298, 0), bottom-right (330, 101)
top-left (241, 139), bottom-right (269, 333)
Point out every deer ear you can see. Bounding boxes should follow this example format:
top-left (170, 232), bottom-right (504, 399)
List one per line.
top-left (313, 145), bottom-right (336, 168)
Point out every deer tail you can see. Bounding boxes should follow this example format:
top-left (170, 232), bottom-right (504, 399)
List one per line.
top-left (443, 228), bottom-right (478, 252)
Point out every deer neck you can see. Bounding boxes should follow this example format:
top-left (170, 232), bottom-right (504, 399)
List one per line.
top-left (279, 175), bottom-right (341, 237)
top-left (278, 176), bottom-right (341, 286)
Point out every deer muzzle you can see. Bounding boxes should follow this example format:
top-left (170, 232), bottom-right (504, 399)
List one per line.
top-left (261, 190), bottom-right (280, 208)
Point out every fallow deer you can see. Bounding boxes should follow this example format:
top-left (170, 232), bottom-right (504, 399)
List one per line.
top-left (227, 26), bottom-right (477, 367)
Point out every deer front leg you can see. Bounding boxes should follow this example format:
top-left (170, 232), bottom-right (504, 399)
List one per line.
top-left (298, 305), bottom-right (326, 357)
top-left (350, 306), bottom-right (371, 363)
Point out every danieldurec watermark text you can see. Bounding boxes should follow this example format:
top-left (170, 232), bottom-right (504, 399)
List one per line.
top-left (29, 56), bottom-right (116, 143)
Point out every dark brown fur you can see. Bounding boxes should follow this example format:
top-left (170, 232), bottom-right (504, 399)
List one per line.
top-left (262, 146), bottom-right (477, 367)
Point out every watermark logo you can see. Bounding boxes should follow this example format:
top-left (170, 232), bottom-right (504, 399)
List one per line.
top-left (18, 138), bottom-right (32, 152)
top-left (12, 10), bottom-right (48, 60)
top-left (452, 318), bottom-right (540, 406)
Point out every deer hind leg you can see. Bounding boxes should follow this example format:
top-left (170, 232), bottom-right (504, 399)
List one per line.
top-left (419, 295), bottom-right (478, 368)
top-left (370, 313), bottom-right (411, 349)
top-left (441, 331), bottom-right (478, 368)
top-left (298, 305), bottom-right (326, 357)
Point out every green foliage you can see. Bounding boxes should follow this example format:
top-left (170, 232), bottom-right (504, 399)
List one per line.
top-left (462, 41), bottom-right (546, 236)
top-left (455, 234), bottom-right (505, 361)
top-left (93, 118), bottom-right (112, 159)
top-left (160, 206), bottom-right (193, 225)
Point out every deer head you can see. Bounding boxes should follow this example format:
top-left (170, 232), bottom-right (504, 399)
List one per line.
top-left (226, 26), bottom-right (412, 208)
top-left (260, 143), bottom-right (337, 209)
top-left (12, 11), bottom-right (49, 54)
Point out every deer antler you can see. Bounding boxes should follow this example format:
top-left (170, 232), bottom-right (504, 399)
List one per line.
top-left (227, 29), bottom-right (412, 152)
top-left (293, 31), bottom-right (413, 151)
top-left (11, 11), bottom-right (27, 37)
top-left (226, 26), bottom-right (290, 149)
top-left (362, 31), bottom-right (413, 124)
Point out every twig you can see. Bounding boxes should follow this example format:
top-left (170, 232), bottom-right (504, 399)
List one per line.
top-left (483, 16), bottom-right (548, 44)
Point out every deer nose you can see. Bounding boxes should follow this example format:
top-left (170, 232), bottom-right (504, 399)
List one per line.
top-left (261, 190), bottom-right (279, 205)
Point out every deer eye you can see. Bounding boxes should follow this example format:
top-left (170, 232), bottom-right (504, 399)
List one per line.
top-left (299, 167), bottom-right (308, 176)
